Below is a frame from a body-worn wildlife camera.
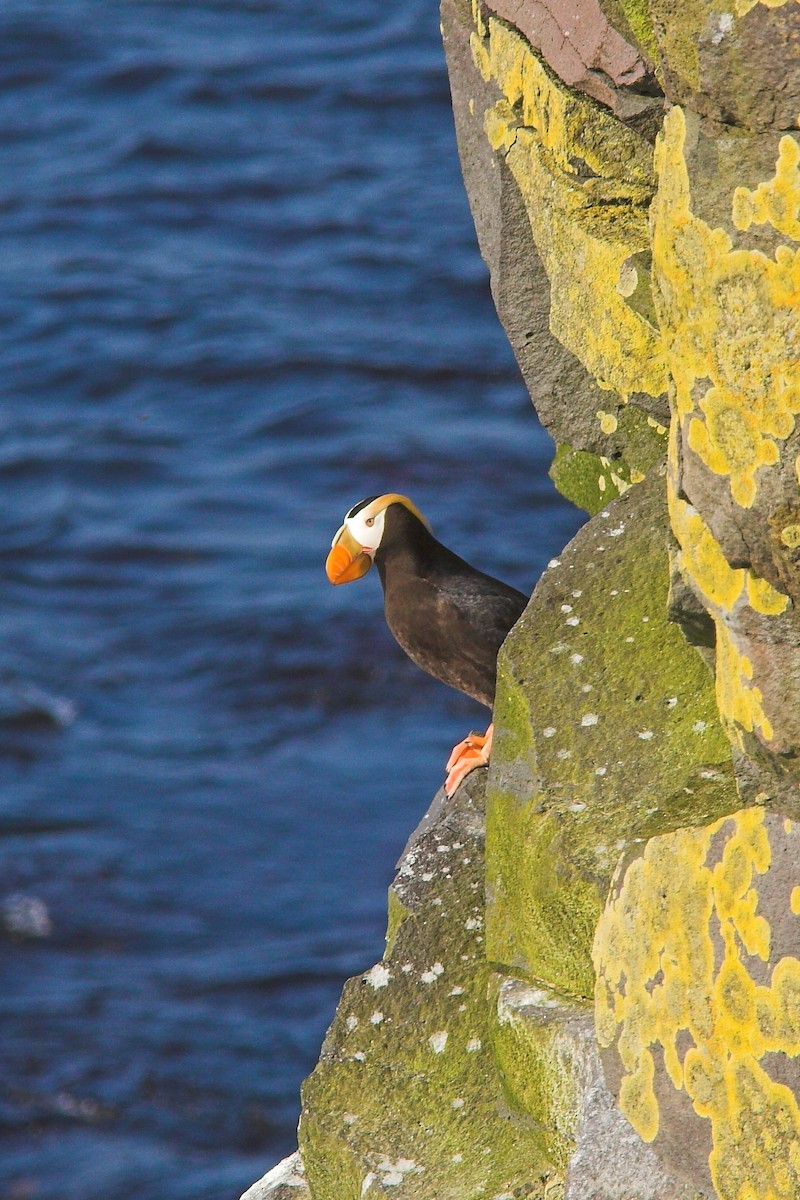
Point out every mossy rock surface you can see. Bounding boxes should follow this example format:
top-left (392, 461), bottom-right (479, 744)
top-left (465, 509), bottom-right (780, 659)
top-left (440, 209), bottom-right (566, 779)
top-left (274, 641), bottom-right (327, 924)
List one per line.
top-left (550, 404), bottom-right (668, 515)
top-left (490, 976), bottom-right (703, 1199)
top-left (299, 775), bottom-right (560, 1200)
top-left (486, 470), bottom-right (738, 998)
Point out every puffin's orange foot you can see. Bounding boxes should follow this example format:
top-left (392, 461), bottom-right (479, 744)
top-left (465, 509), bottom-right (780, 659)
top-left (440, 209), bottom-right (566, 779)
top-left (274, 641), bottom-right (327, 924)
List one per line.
top-left (444, 723), bottom-right (493, 797)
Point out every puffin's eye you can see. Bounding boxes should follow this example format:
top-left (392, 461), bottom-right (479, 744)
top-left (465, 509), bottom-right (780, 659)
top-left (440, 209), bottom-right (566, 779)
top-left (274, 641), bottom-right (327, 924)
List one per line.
top-left (365, 517), bottom-right (375, 527)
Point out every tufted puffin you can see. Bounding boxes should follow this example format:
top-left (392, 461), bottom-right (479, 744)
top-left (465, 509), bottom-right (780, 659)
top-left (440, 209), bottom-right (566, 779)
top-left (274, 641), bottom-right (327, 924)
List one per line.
top-left (325, 494), bottom-right (528, 796)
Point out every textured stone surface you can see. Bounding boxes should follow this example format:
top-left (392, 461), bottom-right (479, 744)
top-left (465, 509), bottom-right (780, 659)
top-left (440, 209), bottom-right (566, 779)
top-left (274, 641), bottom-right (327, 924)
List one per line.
top-left (491, 976), bottom-right (702, 1198)
top-left (441, 0), bottom-right (670, 473)
top-left (241, 1153), bottom-right (311, 1200)
top-left (486, 472), bottom-right (736, 998)
top-left (549, 404), bottom-right (667, 515)
top-left (486, 0), bottom-right (663, 124)
top-left (595, 808), bottom-right (800, 1199)
top-left (298, 774), bottom-right (559, 1200)
top-left (445, 0), bottom-right (800, 799)
top-left (645, 0), bottom-right (800, 131)
top-left (241, 5), bottom-right (800, 1199)
top-left (652, 106), bottom-right (800, 796)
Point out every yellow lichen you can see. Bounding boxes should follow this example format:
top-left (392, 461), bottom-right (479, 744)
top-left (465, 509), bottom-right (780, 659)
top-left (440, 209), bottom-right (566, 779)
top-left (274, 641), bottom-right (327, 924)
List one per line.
top-left (666, 416), bottom-right (789, 746)
top-left (472, 18), bottom-right (667, 402)
top-left (609, 470), bottom-right (632, 495)
top-left (746, 573), bottom-right (790, 616)
top-left (667, 478), bottom-right (788, 619)
top-left (470, 0), bottom-right (488, 38)
top-left (738, 0), bottom-right (800, 13)
top-left (735, 0), bottom-right (799, 14)
top-left (469, 30), bottom-right (491, 82)
top-left (733, 133), bottom-right (800, 242)
top-left (716, 622), bottom-right (774, 744)
top-left (688, 384), bottom-right (782, 508)
top-left (652, 108), bottom-right (800, 509)
top-left (597, 410), bottom-right (618, 435)
top-left (668, 488), bottom-right (747, 610)
top-left (594, 809), bottom-right (800, 1198)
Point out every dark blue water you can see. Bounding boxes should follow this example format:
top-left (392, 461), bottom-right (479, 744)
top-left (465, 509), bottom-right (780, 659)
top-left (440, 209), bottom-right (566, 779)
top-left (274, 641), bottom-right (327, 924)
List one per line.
top-left (0, 2), bottom-right (583, 1197)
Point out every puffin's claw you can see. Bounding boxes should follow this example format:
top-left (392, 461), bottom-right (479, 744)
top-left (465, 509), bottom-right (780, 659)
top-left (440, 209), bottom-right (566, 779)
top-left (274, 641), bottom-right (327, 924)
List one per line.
top-left (446, 732), bottom-right (486, 772)
top-left (444, 723), bottom-right (493, 797)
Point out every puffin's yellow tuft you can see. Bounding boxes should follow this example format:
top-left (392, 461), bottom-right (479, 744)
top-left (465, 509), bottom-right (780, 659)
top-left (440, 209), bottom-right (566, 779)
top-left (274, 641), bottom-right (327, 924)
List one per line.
top-left (366, 494), bottom-right (433, 533)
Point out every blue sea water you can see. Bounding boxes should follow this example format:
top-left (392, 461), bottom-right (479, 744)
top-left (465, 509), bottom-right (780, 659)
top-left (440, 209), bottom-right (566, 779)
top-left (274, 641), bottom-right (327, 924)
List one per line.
top-left (0, 1), bottom-right (584, 1197)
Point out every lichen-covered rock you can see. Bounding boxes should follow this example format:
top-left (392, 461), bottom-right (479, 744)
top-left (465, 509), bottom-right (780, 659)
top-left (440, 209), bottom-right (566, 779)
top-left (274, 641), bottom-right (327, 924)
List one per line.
top-left (652, 105), bottom-right (800, 792)
top-left (549, 404), bottom-right (667, 515)
top-left (594, 807), bottom-right (800, 1199)
top-left (485, 0), bottom-right (663, 126)
top-left (298, 774), bottom-right (560, 1200)
top-left (439, 2), bottom-right (800, 1181)
top-left (445, 0), bottom-right (800, 798)
top-left (491, 977), bottom-right (702, 1198)
top-left (486, 471), bottom-right (736, 998)
top-left (644, 0), bottom-right (800, 131)
top-left (441, 0), bottom-right (670, 477)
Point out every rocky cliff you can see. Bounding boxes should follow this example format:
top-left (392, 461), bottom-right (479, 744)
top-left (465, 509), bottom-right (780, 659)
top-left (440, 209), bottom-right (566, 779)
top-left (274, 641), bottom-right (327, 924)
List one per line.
top-left (244, 0), bottom-right (800, 1195)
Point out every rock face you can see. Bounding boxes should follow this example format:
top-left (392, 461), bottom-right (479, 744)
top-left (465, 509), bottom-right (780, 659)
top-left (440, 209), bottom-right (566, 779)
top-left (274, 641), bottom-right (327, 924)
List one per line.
top-left (242, 1152), bottom-right (310, 1200)
top-left (244, 0), bottom-right (800, 1196)
top-left (298, 775), bottom-right (559, 1200)
top-left (595, 809), bottom-right (800, 1198)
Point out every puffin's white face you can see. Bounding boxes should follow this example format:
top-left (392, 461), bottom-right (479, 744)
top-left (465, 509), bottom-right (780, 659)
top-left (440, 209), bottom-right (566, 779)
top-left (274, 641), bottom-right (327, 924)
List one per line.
top-left (340, 499), bottom-right (387, 557)
top-left (325, 493), bottom-right (430, 586)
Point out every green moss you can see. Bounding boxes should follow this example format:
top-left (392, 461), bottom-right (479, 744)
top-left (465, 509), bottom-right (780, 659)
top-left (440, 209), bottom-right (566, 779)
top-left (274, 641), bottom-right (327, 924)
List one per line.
top-left (385, 889), bottom-right (411, 957)
top-left (549, 445), bottom-right (627, 515)
top-left (299, 776), bottom-right (559, 1199)
top-left (297, 1121), bottom-right (364, 1200)
top-left (616, 402), bottom-right (667, 474)
top-left (646, 0), bottom-right (705, 91)
top-left (490, 976), bottom-right (592, 1172)
top-left (619, 0), bottom-right (661, 64)
top-left (490, 657), bottom-right (538, 779)
top-left (486, 473), bottom-right (738, 993)
top-left (597, 0), bottom-right (660, 68)
top-left (487, 794), bottom-right (601, 997)
top-left (549, 406), bottom-right (667, 514)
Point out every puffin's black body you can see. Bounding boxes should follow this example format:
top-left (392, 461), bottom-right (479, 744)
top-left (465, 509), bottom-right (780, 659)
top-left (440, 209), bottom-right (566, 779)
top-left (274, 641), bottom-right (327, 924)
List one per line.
top-left (326, 493), bottom-right (528, 793)
top-left (373, 503), bottom-right (527, 708)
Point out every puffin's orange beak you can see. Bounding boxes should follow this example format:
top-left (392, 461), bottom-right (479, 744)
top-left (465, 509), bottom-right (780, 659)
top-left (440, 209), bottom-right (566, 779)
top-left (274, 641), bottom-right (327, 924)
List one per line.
top-left (326, 525), bottom-right (373, 585)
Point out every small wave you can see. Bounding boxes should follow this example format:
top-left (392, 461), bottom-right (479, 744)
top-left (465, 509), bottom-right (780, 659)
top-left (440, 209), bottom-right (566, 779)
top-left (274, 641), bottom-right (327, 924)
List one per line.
top-left (177, 968), bottom-right (348, 998)
top-left (117, 135), bottom-right (211, 165)
top-left (92, 61), bottom-right (175, 96)
top-left (0, 893), bottom-right (53, 940)
top-left (0, 681), bottom-right (76, 730)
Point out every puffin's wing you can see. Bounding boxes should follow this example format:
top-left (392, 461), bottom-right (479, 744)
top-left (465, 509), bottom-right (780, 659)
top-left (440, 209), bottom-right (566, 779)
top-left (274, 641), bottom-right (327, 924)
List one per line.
top-left (433, 569), bottom-right (528, 646)
top-left (385, 567), bottom-right (528, 708)
top-left (389, 585), bottom-right (508, 707)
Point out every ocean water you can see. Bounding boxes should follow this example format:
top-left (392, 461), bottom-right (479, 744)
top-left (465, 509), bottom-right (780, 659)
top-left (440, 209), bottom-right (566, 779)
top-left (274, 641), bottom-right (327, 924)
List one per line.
top-left (0, 1), bottom-right (584, 1197)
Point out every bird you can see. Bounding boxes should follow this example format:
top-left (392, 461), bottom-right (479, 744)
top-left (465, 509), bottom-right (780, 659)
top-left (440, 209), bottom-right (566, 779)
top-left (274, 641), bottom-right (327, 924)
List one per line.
top-left (325, 493), bottom-right (528, 796)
